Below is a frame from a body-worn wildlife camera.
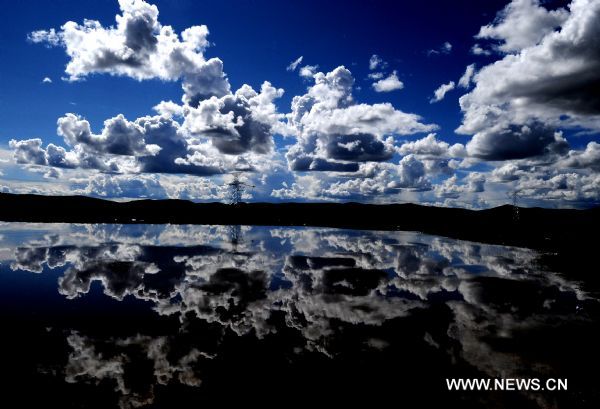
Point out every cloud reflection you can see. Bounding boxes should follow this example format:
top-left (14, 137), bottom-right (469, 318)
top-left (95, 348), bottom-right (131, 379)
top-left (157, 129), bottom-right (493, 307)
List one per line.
top-left (1, 223), bottom-right (596, 408)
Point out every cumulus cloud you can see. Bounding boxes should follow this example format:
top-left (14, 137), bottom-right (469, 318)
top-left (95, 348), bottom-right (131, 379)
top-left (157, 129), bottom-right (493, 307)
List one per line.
top-left (15, 1), bottom-right (288, 180)
top-left (160, 175), bottom-right (227, 200)
top-left (560, 142), bottom-right (600, 171)
top-left (183, 81), bottom-right (285, 155)
top-left (455, 0), bottom-right (600, 178)
top-left (28, 0), bottom-right (230, 106)
top-left (434, 173), bottom-right (485, 198)
top-left (58, 113), bottom-right (161, 156)
top-left (486, 156), bottom-right (600, 206)
top-left (481, 141), bottom-right (600, 205)
top-left (10, 139), bottom-right (51, 166)
top-left (137, 115), bottom-right (226, 175)
top-left (44, 168), bottom-right (62, 179)
top-left (299, 65), bottom-right (318, 78)
top-left (398, 134), bottom-right (465, 158)
top-left (491, 162), bottom-right (527, 182)
top-left (459, 0), bottom-right (600, 140)
top-left (28, 28), bottom-right (61, 46)
top-left (153, 100), bottom-right (185, 118)
top-left (11, 113), bottom-right (225, 176)
top-left (326, 133), bottom-right (395, 162)
top-left (476, 0), bottom-right (569, 53)
top-left (74, 174), bottom-right (167, 198)
top-left (16, 0), bottom-right (599, 206)
top-left (430, 81), bottom-right (455, 103)
top-left (42, 77), bottom-right (52, 83)
top-left (465, 122), bottom-right (569, 161)
top-left (276, 156), bottom-right (433, 200)
top-left (372, 71), bottom-right (404, 92)
top-left (10, 97), bottom-right (288, 186)
top-left (9, 137), bottom-right (117, 173)
top-left (285, 66), bottom-right (436, 172)
top-left (388, 155), bottom-right (431, 190)
top-left (514, 168), bottom-right (600, 204)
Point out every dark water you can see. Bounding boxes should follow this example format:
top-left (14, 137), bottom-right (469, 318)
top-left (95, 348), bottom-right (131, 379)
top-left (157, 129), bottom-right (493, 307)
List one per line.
top-left (0, 223), bottom-right (598, 408)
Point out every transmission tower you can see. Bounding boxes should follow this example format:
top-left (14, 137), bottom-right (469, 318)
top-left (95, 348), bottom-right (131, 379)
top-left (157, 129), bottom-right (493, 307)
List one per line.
top-left (508, 190), bottom-right (520, 222)
top-left (227, 173), bottom-right (255, 205)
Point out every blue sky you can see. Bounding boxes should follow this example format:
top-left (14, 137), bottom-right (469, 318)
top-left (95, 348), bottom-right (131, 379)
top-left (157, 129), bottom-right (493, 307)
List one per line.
top-left (1, 0), bottom-right (598, 207)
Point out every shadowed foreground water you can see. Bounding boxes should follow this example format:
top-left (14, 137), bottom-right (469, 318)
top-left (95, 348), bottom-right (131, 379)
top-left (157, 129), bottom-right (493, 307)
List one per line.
top-left (0, 223), bottom-right (598, 408)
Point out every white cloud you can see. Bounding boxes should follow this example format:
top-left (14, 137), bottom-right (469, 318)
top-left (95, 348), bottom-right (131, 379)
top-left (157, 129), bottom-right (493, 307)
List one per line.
top-left (559, 142), bottom-right (600, 171)
top-left (298, 65), bottom-right (318, 78)
top-left (182, 81), bottom-right (285, 155)
top-left (9, 139), bottom-right (49, 166)
top-left (465, 122), bottom-right (568, 160)
top-left (42, 77), bottom-right (52, 83)
top-left (491, 162), bottom-right (526, 182)
top-left (75, 173), bottom-right (167, 198)
top-left (398, 134), bottom-right (465, 158)
top-left (434, 173), bottom-right (485, 198)
top-left (16, 0), bottom-right (599, 207)
top-left (459, 0), bottom-right (600, 162)
top-left (15, 1), bottom-right (289, 179)
top-left (286, 56), bottom-right (303, 71)
top-left (10, 79), bottom-right (289, 184)
top-left (372, 71), bottom-right (404, 92)
top-left (285, 66), bottom-right (436, 172)
top-left (428, 41), bottom-right (453, 56)
top-left (160, 175), bottom-right (227, 200)
top-left (28, 28), bottom-right (61, 46)
top-left (476, 0), bottom-right (569, 53)
top-left (153, 100), bottom-right (185, 118)
top-left (11, 113), bottom-right (223, 176)
top-left (324, 156), bottom-right (432, 196)
top-left (471, 44), bottom-right (491, 56)
top-left (462, 0), bottom-right (600, 129)
top-left (44, 168), bottom-right (61, 179)
top-left (367, 72), bottom-right (384, 80)
top-left (514, 168), bottom-right (600, 204)
top-left (368, 54), bottom-right (384, 70)
top-left (458, 64), bottom-right (475, 88)
top-left (273, 157), bottom-right (433, 200)
top-left (396, 134), bottom-right (467, 179)
top-left (58, 113), bottom-right (161, 156)
top-left (430, 81), bottom-right (455, 103)
top-left (28, 0), bottom-right (230, 106)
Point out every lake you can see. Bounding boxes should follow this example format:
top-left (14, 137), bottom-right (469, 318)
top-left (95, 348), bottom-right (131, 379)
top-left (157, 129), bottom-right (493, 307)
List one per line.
top-left (0, 223), bottom-right (598, 408)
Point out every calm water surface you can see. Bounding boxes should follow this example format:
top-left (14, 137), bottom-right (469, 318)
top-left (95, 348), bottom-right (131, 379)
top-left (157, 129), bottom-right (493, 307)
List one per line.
top-left (0, 223), bottom-right (598, 408)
